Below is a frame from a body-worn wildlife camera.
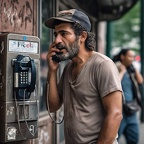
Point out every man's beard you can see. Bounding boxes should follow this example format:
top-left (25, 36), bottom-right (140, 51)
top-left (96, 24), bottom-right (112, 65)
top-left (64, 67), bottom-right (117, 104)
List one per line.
top-left (55, 38), bottom-right (79, 61)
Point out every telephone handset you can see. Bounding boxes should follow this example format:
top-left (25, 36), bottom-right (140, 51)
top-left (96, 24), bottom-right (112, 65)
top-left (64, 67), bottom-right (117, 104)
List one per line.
top-left (52, 52), bottom-right (63, 63)
top-left (13, 55), bottom-right (36, 100)
top-left (51, 44), bottom-right (64, 63)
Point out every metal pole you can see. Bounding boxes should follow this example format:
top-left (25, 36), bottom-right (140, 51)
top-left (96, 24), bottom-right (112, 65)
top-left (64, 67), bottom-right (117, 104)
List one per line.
top-left (95, 22), bottom-right (99, 52)
top-left (140, 0), bottom-right (144, 122)
top-left (106, 22), bottom-right (112, 58)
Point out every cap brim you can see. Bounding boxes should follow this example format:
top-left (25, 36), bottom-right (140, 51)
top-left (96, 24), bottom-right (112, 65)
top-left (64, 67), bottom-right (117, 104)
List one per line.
top-left (44, 17), bottom-right (74, 29)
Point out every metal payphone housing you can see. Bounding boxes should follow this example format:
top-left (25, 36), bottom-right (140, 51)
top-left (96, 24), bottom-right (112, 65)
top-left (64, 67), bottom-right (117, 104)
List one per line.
top-left (0, 33), bottom-right (40, 142)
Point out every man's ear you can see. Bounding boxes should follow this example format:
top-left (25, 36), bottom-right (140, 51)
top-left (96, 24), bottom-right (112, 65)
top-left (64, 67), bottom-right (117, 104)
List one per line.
top-left (80, 31), bottom-right (87, 43)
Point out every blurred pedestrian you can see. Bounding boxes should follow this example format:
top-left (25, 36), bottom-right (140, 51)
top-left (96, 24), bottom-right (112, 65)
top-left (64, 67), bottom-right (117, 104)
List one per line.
top-left (113, 48), bottom-right (143, 144)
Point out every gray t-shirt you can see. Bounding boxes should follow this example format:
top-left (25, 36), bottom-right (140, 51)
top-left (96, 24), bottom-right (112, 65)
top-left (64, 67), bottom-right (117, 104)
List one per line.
top-left (58, 52), bottom-right (122, 144)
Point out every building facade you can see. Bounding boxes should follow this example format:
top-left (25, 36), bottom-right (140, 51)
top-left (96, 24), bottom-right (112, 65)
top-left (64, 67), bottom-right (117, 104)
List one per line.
top-left (1, 0), bottom-right (139, 144)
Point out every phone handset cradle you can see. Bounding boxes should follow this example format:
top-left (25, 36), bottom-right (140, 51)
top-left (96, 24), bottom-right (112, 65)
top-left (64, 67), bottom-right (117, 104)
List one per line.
top-left (13, 55), bottom-right (36, 100)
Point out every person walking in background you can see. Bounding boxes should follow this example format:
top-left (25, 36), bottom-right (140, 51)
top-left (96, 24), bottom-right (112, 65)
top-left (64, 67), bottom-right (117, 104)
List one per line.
top-left (45, 9), bottom-right (123, 144)
top-left (113, 48), bottom-right (143, 144)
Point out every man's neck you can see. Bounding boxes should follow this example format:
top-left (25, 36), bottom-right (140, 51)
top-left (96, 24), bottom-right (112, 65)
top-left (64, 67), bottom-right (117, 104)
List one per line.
top-left (72, 50), bottom-right (94, 67)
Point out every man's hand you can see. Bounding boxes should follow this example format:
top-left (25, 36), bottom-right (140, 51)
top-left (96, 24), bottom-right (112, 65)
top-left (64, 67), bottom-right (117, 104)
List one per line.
top-left (47, 42), bottom-right (60, 71)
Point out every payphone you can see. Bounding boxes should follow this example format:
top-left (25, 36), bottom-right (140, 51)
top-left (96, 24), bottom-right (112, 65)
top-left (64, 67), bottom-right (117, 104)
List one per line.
top-left (0, 33), bottom-right (40, 142)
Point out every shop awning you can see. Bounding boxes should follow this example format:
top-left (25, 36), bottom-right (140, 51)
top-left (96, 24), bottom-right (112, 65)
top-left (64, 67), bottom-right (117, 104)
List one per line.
top-left (73, 0), bottom-right (138, 21)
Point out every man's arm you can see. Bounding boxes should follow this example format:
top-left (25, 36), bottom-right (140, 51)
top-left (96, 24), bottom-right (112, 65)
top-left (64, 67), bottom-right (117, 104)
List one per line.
top-left (97, 91), bottom-right (123, 144)
top-left (46, 43), bottom-right (63, 112)
top-left (46, 70), bottom-right (63, 112)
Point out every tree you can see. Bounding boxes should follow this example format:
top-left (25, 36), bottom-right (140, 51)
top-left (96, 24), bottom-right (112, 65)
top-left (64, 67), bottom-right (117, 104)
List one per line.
top-left (112, 1), bottom-right (140, 51)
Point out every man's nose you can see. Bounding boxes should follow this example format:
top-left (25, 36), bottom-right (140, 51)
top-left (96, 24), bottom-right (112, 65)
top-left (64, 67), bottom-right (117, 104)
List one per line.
top-left (55, 34), bottom-right (62, 44)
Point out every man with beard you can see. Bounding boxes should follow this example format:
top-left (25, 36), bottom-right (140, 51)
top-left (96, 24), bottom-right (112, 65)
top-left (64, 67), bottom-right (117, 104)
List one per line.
top-left (45, 9), bottom-right (123, 144)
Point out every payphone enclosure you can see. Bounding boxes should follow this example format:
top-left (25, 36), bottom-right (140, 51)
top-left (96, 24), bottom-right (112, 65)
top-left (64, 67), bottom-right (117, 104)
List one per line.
top-left (0, 33), bottom-right (40, 142)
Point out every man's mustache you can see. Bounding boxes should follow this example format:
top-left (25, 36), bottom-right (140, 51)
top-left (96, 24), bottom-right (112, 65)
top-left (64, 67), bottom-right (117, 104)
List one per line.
top-left (55, 44), bottom-right (67, 50)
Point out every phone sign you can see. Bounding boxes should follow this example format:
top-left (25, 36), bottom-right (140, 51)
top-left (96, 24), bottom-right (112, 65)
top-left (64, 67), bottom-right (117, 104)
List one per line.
top-left (9, 40), bottom-right (38, 53)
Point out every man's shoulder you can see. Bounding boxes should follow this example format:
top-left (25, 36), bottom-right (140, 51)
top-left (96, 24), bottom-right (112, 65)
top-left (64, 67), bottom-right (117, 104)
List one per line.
top-left (92, 52), bottom-right (114, 66)
top-left (95, 52), bottom-right (112, 60)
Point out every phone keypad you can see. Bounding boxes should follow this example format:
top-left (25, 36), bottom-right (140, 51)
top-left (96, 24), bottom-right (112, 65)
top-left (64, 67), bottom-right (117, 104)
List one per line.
top-left (20, 72), bottom-right (28, 84)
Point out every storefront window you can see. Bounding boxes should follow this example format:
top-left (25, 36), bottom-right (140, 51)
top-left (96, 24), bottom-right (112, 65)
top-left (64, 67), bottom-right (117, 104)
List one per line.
top-left (39, 0), bottom-right (52, 112)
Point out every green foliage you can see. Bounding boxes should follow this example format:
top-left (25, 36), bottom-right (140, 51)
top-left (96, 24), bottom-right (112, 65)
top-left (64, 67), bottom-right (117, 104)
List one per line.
top-left (112, 1), bottom-right (140, 50)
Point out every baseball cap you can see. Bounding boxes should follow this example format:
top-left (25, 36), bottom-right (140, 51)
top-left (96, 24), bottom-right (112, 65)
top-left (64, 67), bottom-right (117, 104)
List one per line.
top-left (44, 9), bottom-right (91, 32)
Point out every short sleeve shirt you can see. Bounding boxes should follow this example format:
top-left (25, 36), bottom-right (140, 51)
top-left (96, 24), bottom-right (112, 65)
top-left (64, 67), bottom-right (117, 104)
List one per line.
top-left (58, 52), bottom-right (122, 144)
